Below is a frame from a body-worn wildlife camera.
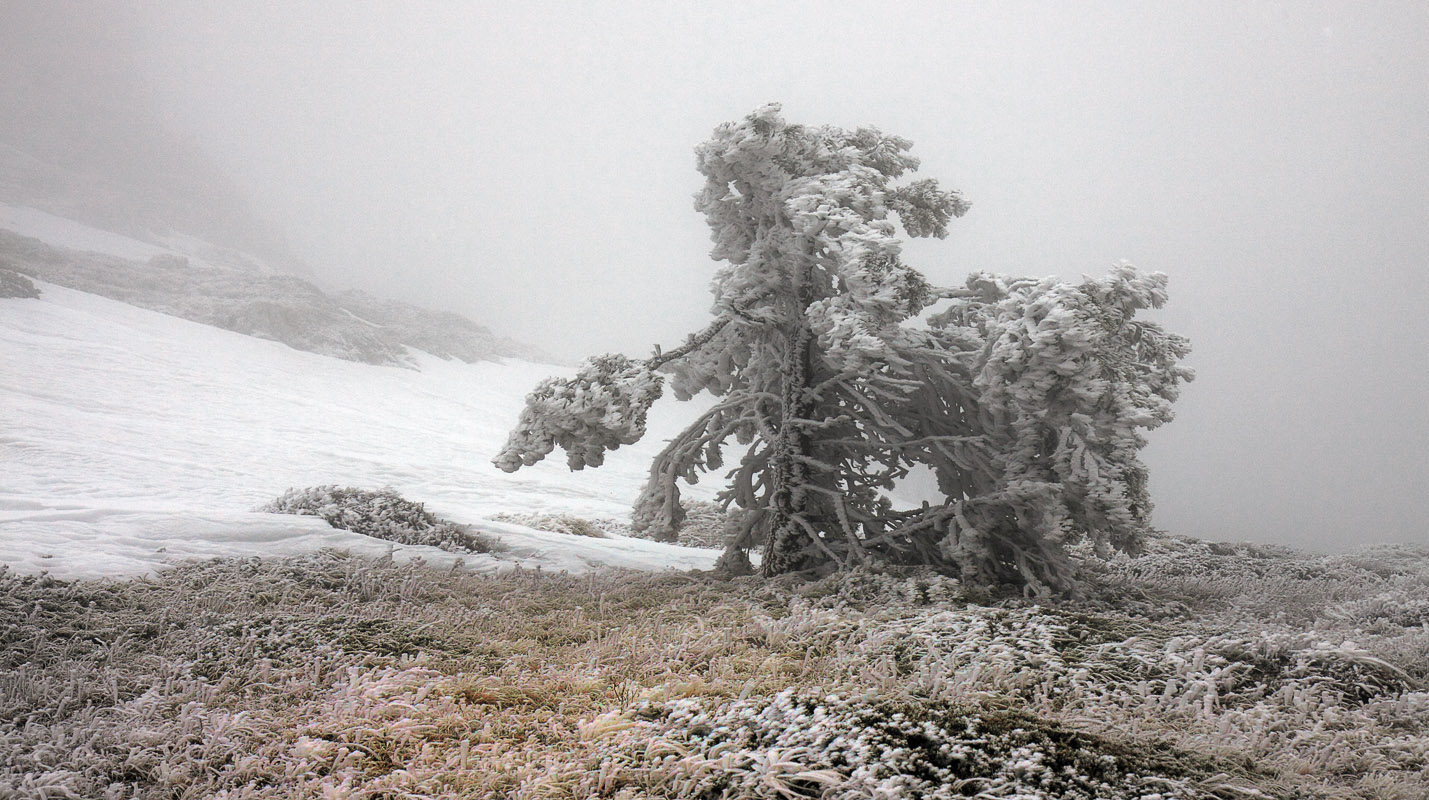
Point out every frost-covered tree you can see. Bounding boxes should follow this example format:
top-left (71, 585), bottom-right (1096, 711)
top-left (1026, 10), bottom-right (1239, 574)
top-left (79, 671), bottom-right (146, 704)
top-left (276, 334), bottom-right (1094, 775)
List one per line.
top-left (495, 105), bottom-right (1191, 593)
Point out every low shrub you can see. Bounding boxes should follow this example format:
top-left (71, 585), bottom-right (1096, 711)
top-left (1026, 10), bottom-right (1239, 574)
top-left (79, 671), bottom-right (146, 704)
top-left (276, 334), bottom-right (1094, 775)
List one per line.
top-left (490, 511), bottom-right (607, 538)
top-left (258, 485), bottom-right (500, 554)
top-left (492, 504), bottom-right (738, 548)
top-left (577, 691), bottom-right (1238, 800)
top-left (623, 499), bottom-right (740, 549)
top-left (0, 267), bottom-right (40, 299)
top-left (675, 500), bottom-right (741, 549)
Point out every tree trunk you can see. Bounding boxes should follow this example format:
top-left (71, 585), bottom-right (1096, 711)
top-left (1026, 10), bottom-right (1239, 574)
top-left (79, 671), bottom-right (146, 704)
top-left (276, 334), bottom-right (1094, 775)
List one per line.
top-left (762, 287), bottom-right (816, 575)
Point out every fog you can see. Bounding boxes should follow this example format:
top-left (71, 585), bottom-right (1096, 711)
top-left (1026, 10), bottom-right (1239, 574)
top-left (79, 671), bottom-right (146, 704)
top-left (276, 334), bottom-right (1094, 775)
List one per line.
top-left (5, 1), bottom-right (1425, 551)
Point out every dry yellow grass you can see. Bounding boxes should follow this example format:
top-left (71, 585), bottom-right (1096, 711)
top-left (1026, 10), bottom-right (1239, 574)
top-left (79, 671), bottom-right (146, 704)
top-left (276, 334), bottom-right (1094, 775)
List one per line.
top-left (2, 537), bottom-right (1426, 798)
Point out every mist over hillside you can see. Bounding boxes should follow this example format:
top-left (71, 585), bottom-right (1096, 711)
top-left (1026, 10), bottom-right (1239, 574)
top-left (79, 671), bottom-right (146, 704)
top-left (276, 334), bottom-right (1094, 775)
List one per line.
top-left (0, 7), bottom-right (555, 368)
top-left (0, 5), bottom-right (296, 271)
top-left (0, 227), bottom-right (553, 367)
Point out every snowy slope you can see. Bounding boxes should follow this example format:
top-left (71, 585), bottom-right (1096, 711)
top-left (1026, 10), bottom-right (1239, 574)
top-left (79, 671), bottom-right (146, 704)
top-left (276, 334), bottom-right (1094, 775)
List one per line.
top-left (1, 282), bottom-right (720, 579)
top-left (1, 201), bottom-right (260, 270)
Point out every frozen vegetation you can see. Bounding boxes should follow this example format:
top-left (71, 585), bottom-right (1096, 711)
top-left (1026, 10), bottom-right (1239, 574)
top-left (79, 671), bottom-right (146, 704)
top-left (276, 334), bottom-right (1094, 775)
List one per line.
top-left (258, 486), bottom-right (503, 555)
top-left (0, 265), bottom-right (39, 298)
top-left (2, 538), bottom-right (1426, 798)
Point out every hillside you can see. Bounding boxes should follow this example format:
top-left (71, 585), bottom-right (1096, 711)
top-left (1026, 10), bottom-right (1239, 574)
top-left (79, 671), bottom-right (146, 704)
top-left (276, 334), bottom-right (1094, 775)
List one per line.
top-left (0, 281), bottom-right (711, 579)
top-left (0, 7), bottom-right (298, 271)
top-left (0, 217), bottom-right (550, 367)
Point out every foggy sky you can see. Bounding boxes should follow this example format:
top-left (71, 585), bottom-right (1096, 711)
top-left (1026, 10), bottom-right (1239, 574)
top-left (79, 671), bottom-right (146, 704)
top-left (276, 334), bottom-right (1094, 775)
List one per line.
top-left (10, 1), bottom-right (1428, 551)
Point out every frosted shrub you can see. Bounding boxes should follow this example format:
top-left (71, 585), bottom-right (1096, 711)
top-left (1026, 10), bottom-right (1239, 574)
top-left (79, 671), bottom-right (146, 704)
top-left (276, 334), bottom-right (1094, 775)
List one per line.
top-left (490, 511), bottom-right (607, 538)
top-left (671, 500), bottom-right (741, 549)
top-left (622, 500), bottom-right (741, 549)
top-left (259, 485), bottom-right (499, 554)
top-left (584, 691), bottom-right (1216, 800)
top-left (0, 267), bottom-right (40, 299)
top-left (486, 508), bottom-right (747, 545)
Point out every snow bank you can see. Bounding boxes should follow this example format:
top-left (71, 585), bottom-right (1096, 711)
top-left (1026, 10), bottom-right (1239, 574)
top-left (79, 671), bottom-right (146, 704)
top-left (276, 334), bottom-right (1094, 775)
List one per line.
top-left (0, 202), bottom-right (172, 261)
top-left (1, 283), bottom-right (718, 579)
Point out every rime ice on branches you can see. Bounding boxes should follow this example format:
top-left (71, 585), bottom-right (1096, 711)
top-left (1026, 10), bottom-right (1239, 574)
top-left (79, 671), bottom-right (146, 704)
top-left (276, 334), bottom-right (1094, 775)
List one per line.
top-left (495, 105), bottom-right (1191, 593)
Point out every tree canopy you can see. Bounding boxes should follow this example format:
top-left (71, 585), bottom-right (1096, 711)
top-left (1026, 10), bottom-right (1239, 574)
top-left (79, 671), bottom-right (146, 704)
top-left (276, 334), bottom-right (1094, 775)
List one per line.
top-left (495, 104), bottom-right (1192, 593)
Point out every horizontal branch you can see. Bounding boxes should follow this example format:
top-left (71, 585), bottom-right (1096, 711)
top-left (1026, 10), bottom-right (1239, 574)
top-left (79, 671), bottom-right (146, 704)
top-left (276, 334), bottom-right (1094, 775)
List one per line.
top-left (647, 315), bottom-right (734, 370)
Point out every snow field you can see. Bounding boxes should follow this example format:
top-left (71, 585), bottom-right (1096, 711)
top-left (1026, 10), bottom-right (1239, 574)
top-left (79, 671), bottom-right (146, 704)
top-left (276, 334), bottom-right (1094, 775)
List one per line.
top-left (1, 282), bottom-right (719, 579)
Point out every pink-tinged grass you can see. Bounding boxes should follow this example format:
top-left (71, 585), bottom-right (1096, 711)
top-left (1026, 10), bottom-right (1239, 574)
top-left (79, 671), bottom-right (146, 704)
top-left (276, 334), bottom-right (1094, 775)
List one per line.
top-left (2, 535), bottom-right (1425, 798)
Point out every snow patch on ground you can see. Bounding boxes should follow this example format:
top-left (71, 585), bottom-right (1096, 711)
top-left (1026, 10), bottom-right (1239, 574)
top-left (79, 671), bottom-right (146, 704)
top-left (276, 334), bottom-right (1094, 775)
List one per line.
top-left (1, 283), bottom-right (719, 580)
top-left (0, 202), bottom-right (171, 262)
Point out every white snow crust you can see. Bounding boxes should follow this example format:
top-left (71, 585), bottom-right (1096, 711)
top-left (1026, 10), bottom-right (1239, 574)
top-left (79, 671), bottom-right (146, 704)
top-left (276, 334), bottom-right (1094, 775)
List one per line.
top-left (0, 202), bottom-right (173, 262)
top-left (1, 282), bottom-right (720, 580)
top-left (0, 201), bottom-right (284, 274)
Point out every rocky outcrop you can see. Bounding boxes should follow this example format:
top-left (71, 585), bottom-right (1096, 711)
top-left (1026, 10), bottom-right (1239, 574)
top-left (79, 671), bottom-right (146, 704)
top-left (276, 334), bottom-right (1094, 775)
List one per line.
top-left (0, 265), bottom-right (40, 298)
top-left (335, 290), bottom-right (552, 365)
top-left (0, 229), bottom-right (549, 367)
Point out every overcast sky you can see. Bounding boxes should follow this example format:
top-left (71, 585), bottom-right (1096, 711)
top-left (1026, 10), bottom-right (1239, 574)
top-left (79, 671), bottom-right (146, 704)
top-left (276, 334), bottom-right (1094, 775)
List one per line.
top-left (16, 1), bottom-right (1429, 550)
